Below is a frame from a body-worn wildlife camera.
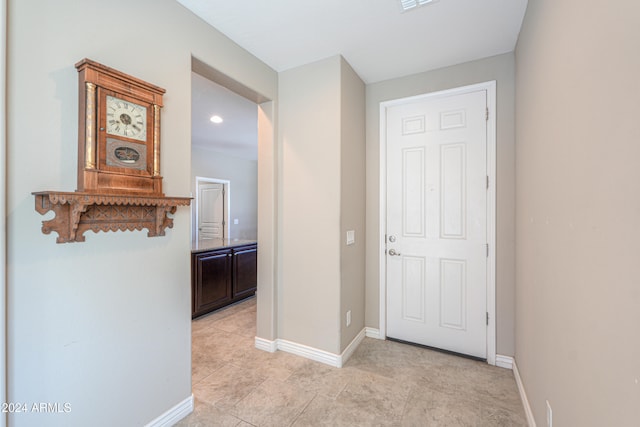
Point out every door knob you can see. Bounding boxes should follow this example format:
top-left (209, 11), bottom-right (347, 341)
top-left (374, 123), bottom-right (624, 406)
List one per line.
top-left (388, 248), bottom-right (401, 256)
top-left (388, 235), bottom-right (396, 243)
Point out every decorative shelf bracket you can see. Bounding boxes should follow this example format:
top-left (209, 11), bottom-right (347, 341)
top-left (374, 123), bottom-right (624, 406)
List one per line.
top-left (33, 191), bottom-right (191, 243)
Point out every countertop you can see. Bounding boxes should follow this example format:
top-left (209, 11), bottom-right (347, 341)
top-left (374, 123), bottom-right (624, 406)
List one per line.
top-left (191, 238), bottom-right (257, 254)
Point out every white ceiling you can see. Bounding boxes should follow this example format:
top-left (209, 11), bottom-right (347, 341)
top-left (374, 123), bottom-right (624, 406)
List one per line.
top-left (191, 72), bottom-right (258, 161)
top-left (184, 0), bottom-right (528, 158)
top-left (177, 0), bottom-right (528, 84)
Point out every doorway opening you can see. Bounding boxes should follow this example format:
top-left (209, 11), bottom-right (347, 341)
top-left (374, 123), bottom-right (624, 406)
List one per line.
top-left (190, 71), bottom-right (258, 242)
top-left (378, 81), bottom-right (497, 365)
top-left (188, 55), bottom-right (277, 375)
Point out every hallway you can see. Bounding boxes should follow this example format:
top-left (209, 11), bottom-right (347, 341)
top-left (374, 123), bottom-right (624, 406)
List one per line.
top-left (178, 298), bottom-right (527, 426)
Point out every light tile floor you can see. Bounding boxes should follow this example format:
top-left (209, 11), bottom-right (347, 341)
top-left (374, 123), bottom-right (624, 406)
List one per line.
top-left (177, 297), bottom-right (527, 426)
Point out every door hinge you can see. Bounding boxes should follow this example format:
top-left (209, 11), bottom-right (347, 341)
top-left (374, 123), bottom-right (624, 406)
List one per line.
top-left (485, 107), bottom-right (489, 121)
top-left (486, 243), bottom-right (489, 257)
top-left (486, 312), bottom-right (489, 325)
top-left (486, 175), bottom-right (489, 189)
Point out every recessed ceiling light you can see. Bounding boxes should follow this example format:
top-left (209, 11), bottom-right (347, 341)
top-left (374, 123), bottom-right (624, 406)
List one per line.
top-left (210, 115), bottom-right (223, 124)
top-left (400, 0), bottom-right (438, 12)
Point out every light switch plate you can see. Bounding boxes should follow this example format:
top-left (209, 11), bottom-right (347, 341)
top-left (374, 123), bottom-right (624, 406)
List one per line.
top-left (346, 230), bottom-right (355, 245)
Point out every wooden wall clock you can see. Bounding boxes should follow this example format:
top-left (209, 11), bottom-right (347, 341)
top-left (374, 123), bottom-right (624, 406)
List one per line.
top-left (32, 59), bottom-right (191, 243)
top-left (76, 58), bottom-right (164, 195)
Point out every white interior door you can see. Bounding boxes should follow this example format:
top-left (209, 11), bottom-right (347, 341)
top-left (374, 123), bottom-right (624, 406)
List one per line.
top-left (198, 182), bottom-right (225, 240)
top-left (386, 89), bottom-right (488, 359)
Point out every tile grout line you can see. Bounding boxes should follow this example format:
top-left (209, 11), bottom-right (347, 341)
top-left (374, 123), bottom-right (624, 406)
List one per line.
top-left (287, 391), bottom-right (319, 427)
top-left (225, 375), bottom-right (271, 425)
top-left (398, 383), bottom-right (416, 424)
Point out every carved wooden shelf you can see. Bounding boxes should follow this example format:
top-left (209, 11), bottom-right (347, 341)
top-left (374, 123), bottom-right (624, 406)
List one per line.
top-left (33, 191), bottom-right (191, 243)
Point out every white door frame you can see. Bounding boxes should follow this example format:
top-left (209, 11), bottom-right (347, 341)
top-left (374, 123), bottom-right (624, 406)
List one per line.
top-left (194, 176), bottom-right (230, 241)
top-left (379, 81), bottom-right (497, 365)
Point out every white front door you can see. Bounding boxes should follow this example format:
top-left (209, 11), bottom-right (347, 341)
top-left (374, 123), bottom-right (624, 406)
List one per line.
top-left (198, 182), bottom-right (225, 240)
top-left (386, 89), bottom-right (488, 359)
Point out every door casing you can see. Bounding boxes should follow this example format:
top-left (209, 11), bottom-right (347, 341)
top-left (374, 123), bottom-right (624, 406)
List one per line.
top-left (378, 81), bottom-right (497, 365)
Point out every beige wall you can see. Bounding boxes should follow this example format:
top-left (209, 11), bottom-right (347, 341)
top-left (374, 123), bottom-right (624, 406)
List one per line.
top-left (191, 147), bottom-right (258, 241)
top-left (515, 1), bottom-right (640, 425)
top-left (365, 53), bottom-right (516, 356)
top-left (256, 101), bottom-right (277, 341)
top-left (278, 56), bottom-right (366, 355)
top-left (279, 56), bottom-right (343, 353)
top-left (339, 58), bottom-right (366, 352)
top-left (6, 1), bottom-right (276, 425)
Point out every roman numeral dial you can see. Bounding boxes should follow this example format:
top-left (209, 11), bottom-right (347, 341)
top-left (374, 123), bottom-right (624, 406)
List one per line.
top-left (105, 95), bottom-right (147, 142)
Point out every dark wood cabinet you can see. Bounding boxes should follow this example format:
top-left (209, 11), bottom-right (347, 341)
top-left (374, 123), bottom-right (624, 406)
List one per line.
top-left (233, 246), bottom-right (257, 300)
top-left (193, 249), bottom-right (233, 316)
top-left (192, 244), bottom-right (257, 318)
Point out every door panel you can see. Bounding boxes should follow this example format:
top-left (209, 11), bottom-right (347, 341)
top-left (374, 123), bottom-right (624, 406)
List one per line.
top-left (440, 258), bottom-right (466, 330)
top-left (386, 89), bottom-right (488, 359)
top-left (198, 182), bottom-right (224, 240)
top-left (440, 143), bottom-right (466, 239)
top-left (402, 147), bottom-right (425, 237)
top-left (401, 255), bottom-right (426, 322)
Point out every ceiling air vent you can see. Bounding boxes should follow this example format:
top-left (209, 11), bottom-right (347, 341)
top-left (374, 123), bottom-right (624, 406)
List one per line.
top-left (400, 0), bottom-right (438, 12)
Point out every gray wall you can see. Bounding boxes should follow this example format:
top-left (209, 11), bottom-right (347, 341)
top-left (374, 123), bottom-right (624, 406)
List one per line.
top-left (6, 1), bottom-right (276, 425)
top-left (191, 147), bottom-right (258, 241)
top-left (515, 1), bottom-right (640, 425)
top-left (365, 53), bottom-right (516, 356)
top-left (0, 1), bottom-right (7, 419)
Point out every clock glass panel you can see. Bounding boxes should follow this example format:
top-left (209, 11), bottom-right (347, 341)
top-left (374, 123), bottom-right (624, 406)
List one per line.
top-left (106, 95), bottom-right (147, 142)
top-left (105, 138), bottom-right (147, 170)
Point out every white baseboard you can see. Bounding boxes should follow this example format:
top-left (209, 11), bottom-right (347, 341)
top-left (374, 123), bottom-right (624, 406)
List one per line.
top-left (254, 336), bottom-right (277, 352)
top-left (495, 354), bottom-right (514, 370)
top-left (144, 394), bottom-right (193, 427)
top-left (365, 327), bottom-right (382, 339)
top-left (340, 328), bottom-right (366, 366)
top-left (254, 328), bottom-right (366, 368)
top-left (513, 359), bottom-right (537, 427)
top-left (278, 339), bottom-right (342, 367)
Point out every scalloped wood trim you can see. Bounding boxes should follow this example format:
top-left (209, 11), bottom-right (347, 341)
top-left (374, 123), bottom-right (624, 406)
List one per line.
top-left (33, 191), bottom-right (191, 243)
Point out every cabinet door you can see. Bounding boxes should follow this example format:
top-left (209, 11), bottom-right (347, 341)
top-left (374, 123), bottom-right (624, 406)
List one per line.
top-left (194, 249), bottom-right (232, 316)
top-left (233, 245), bottom-right (257, 299)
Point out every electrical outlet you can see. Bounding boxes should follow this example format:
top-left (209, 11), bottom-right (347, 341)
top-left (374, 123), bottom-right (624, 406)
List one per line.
top-left (546, 400), bottom-right (552, 427)
top-left (346, 310), bottom-right (351, 327)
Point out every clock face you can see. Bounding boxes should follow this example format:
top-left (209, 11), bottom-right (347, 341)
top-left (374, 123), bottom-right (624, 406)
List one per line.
top-left (106, 95), bottom-right (147, 141)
